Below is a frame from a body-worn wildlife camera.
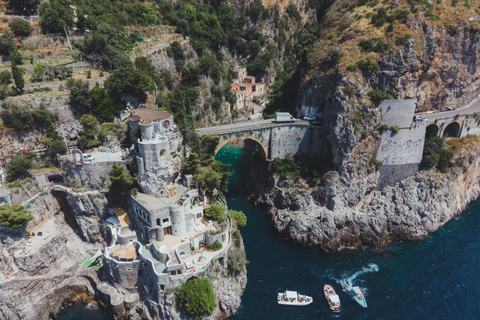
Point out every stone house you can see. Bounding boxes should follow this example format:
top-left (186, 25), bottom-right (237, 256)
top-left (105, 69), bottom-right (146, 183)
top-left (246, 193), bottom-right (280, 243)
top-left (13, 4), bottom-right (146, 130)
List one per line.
top-left (230, 67), bottom-right (267, 116)
top-left (128, 108), bottom-right (183, 194)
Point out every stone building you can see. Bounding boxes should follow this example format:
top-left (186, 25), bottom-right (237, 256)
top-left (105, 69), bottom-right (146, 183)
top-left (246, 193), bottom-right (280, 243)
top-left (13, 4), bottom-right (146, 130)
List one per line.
top-left (231, 67), bottom-right (267, 116)
top-left (128, 108), bottom-right (183, 194)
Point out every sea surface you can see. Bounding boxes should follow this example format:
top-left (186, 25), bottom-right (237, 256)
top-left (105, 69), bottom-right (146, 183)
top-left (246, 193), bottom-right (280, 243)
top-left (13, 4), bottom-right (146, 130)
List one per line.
top-left (57, 142), bottom-right (480, 319)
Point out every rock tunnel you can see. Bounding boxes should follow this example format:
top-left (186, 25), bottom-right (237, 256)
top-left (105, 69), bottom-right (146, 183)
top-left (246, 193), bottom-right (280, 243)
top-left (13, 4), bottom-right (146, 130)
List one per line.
top-left (443, 121), bottom-right (461, 138)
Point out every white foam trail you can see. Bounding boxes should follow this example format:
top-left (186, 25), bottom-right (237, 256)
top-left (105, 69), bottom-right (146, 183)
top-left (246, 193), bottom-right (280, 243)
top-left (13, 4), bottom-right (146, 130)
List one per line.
top-left (340, 263), bottom-right (379, 292)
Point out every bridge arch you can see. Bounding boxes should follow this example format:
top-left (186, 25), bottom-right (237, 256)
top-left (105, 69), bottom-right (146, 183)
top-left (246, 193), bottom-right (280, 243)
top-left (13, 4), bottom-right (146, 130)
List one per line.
top-left (426, 123), bottom-right (439, 138)
top-left (442, 121), bottom-right (461, 138)
top-left (215, 135), bottom-right (268, 159)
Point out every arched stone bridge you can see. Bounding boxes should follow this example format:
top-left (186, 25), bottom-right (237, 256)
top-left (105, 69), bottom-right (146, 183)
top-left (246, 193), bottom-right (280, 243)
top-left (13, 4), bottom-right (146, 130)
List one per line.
top-left (196, 119), bottom-right (327, 160)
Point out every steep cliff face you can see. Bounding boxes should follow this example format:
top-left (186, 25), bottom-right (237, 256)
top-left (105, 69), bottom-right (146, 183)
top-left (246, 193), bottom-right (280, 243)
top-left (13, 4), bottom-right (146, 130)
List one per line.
top-left (255, 0), bottom-right (480, 249)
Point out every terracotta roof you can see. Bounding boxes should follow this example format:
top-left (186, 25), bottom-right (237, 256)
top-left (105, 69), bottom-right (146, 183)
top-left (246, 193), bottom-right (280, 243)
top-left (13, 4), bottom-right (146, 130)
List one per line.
top-left (128, 108), bottom-right (171, 126)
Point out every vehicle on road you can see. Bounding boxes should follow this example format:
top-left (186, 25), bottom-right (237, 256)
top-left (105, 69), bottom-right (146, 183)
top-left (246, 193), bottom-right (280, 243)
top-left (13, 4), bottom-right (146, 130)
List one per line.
top-left (303, 116), bottom-right (315, 121)
top-left (413, 115), bottom-right (425, 122)
top-left (83, 154), bottom-right (95, 162)
top-left (275, 112), bottom-right (295, 123)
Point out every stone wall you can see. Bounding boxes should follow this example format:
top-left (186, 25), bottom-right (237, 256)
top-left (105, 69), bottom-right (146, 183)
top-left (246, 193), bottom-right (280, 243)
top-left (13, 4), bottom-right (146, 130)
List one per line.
top-left (103, 253), bottom-right (141, 291)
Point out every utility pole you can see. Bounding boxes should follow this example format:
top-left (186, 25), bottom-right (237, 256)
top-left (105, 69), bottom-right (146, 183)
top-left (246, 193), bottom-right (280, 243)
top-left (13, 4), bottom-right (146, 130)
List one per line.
top-left (64, 27), bottom-right (73, 52)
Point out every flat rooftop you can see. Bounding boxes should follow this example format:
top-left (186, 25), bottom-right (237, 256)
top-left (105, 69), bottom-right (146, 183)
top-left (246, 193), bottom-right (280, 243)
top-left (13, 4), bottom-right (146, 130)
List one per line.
top-left (380, 99), bottom-right (417, 128)
top-left (134, 184), bottom-right (188, 210)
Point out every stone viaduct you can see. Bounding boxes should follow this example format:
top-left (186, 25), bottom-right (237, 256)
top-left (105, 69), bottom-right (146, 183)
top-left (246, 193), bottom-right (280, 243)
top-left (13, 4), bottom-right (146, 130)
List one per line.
top-left (196, 119), bottom-right (328, 160)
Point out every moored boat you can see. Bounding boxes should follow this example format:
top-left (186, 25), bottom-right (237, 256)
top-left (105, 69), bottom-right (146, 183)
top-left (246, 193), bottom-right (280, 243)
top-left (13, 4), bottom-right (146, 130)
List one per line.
top-left (323, 284), bottom-right (340, 312)
top-left (277, 290), bottom-right (313, 306)
top-left (350, 286), bottom-right (367, 308)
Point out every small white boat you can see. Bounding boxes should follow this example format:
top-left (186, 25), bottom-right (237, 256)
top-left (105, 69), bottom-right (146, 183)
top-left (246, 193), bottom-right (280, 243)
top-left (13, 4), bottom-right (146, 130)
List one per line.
top-left (324, 284), bottom-right (340, 312)
top-left (350, 286), bottom-right (367, 308)
top-left (277, 290), bottom-right (313, 306)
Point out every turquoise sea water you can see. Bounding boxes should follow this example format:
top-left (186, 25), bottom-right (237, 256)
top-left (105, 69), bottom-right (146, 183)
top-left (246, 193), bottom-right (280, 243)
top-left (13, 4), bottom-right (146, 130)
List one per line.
top-left (58, 143), bottom-right (480, 319)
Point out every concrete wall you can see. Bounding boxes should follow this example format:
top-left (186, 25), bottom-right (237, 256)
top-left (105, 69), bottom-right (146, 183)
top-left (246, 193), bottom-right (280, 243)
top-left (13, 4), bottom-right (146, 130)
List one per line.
top-left (377, 124), bottom-right (426, 166)
top-left (216, 125), bottom-right (327, 160)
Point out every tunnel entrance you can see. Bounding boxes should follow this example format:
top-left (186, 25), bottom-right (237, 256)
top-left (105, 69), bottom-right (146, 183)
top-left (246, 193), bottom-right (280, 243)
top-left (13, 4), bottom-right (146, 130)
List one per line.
top-left (443, 121), bottom-right (461, 138)
top-left (426, 124), bottom-right (439, 138)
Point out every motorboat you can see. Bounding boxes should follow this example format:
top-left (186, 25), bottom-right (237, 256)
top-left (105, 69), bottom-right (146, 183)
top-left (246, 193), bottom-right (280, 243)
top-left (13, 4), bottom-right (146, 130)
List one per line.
top-left (323, 284), bottom-right (340, 312)
top-left (277, 290), bottom-right (313, 306)
top-left (350, 286), bottom-right (367, 308)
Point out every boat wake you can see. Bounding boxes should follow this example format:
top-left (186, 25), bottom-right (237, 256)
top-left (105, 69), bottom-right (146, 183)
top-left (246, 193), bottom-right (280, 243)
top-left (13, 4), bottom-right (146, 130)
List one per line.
top-left (339, 263), bottom-right (379, 293)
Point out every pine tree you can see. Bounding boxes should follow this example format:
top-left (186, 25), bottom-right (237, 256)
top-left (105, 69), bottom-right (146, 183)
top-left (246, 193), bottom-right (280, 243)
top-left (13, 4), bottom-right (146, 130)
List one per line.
top-left (11, 60), bottom-right (24, 91)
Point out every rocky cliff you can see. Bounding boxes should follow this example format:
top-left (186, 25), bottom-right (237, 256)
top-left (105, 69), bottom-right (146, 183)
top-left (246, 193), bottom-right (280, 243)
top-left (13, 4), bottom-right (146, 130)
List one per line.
top-left (252, 0), bottom-right (480, 250)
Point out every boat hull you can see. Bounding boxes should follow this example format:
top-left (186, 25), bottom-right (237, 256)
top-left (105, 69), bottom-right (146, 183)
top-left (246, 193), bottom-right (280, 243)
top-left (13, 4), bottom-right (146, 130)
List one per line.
top-left (277, 292), bottom-right (313, 306)
top-left (350, 287), bottom-right (367, 308)
top-left (323, 284), bottom-right (340, 312)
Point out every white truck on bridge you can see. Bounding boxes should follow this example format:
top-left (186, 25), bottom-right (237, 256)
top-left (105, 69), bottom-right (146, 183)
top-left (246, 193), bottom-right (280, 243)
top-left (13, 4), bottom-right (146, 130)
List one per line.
top-left (275, 112), bottom-right (295, 123)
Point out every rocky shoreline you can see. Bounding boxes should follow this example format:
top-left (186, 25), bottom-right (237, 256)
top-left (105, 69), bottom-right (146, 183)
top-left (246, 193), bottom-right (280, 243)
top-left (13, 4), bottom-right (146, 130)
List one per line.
top-left (0, 187), bottom-right (246, 320)
top-left (253, 137), bottom-right (480, 251)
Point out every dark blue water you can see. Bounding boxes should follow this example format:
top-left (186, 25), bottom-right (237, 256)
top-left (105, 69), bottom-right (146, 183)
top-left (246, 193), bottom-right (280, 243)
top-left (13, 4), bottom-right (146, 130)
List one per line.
top-left (55, 301), bottom-right (112, 320)
top-left (58, 143), bottom-right (480, 319)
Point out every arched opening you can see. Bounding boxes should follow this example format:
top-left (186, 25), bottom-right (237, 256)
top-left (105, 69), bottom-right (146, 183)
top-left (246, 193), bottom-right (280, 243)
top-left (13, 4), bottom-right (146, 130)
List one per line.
top-left (426, 124), bottom-right (439, 138)
top-left (215, 136), bottom-right (268, 159)
top-left (215, 138), bottom-right (269, 196)
top-left (443, 121), bottom-right (461, 138)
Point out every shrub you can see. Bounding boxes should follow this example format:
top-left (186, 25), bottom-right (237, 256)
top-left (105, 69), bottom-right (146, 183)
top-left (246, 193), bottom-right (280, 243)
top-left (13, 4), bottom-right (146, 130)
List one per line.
top-left (50, 139), bottom-right (67, 154)
top-left (438, 149), bottom-right (453, 173)
top-left (5, 155), bottom-right (32, 181)
top-left (343, 86), bottom-right (356, 97)
top-left (391, 126), bottom-right (399, 134)
top-left (108, 163), bottom-right (137, 197)
top-left (369, 157), bottom-right (383, 171)
top-left (176, 278), bottom-right (216, 318)
top-left (230, 210), bottom-right (247, 227)
top-left (346, 64), bottom-right (358, 71)
top-left (0, 204), bottom-right (33, 229)
top-left (228, 248), bottom-right (248, 273)
top-left (356, 59), bottom-right (379, 71)
top-left (378, 124), bottom-right (390, 134)
top-left (207, 240), bottom-right (222, 251)
top-left (395, 33), bottom-right (413, 45)
top-left (9, 19), bottom-right (33, 37)
top-left (361, 131), bottom-right (369, 139)
top-left (204, 204), bottom-right (226, 223)
top-left (368, 90), bottom-right (393, 103)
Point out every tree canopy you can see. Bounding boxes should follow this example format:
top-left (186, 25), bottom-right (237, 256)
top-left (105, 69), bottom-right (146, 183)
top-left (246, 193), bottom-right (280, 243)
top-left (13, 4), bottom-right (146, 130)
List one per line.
top-left (176, 278), bottom-right (216, 318)
top-left (6, 0), bottom-right (40, 15)
top-left (0, 30), bottom-right (16, 56)
top-left (50, 139), bottom-right (67, 154)
top-left (204, 204), bottom-right (226, 223)
top-left (230, 210), bottom-right (247, 227)
top-left (0, 204), bottom-right (33, 229)
top-left (104, 64), bottom-right (153, 103)
top-left (9, 19), bottom-right (33, 37)
top-left (39, 0), bottom-right (74, 33)
top-left (108, 163), bottom-right (137, 197)
top-left (5, 155), bottom-right (32, 181)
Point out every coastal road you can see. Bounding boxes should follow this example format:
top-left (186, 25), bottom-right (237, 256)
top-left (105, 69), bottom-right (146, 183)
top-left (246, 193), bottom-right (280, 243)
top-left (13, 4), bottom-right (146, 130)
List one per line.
top-left (196, 119), bottom-right (311, 136)
top-left (421, 95), bottom-right (480, 121)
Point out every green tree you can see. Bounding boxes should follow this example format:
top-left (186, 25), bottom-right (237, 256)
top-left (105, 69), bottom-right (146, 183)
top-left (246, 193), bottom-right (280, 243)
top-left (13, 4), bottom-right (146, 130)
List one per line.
top-left (69, 80), bottom-right (91, 113)
top-left (182, 152), bottom-right (201, 174)
top-left (78, 114), bottom-right (101, 149)
top-left (9, 19), bottom-right (33, 37)
top-left (39, 0), bottom-right (74, 33)
top-left (0, 204), bottom-right (33, 229)
top-left (228, 248), bottom-right (248, 273)
top-left (0, 70), bottom-right (12, 85)
top-left (50, 139), bottom-right (67, 154)
top-left (438, 149), bottom-right (453, 173)
top-left (176, 278), bottom-right (216, 318)
top-left (5, 155), bottom-right (32, 181)
top-left (104, 64), bottom-right (153, 103)
top-left (10, 50), bottom-right (23, 65)
top-left (108, 163), bottom-right (137, 197)
top-left (74, 23), bottom-right (132, 71)
top-left (204, 204), bottom-right (226, 223)
top-left (11, 60), bottom-right (24, 91)
top-left (0, 30), bottom-right (16, 56)
top-left (6, 0), bottom-right (41, 14)
top-left (230, 210), bottom-right (247, 227)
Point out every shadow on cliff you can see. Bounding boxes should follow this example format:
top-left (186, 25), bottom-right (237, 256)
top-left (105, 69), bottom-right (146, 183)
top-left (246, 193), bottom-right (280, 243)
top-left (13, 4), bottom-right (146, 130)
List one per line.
top-left (51, 190), bottom-right (87, 242)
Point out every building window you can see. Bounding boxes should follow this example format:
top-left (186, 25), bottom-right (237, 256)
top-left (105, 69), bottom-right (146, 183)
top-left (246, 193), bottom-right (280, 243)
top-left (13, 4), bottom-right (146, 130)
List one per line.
top-left (163, 218), bottom-right (169, 223)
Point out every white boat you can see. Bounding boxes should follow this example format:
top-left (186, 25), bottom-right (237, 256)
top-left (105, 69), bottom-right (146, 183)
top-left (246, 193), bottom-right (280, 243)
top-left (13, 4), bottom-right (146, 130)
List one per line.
top-left (277, 290), bottom-right (313, 306)
top-left (323, 284), bottom-right (340, 312)
top-left (350, 286), bottom-right (367, 308)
